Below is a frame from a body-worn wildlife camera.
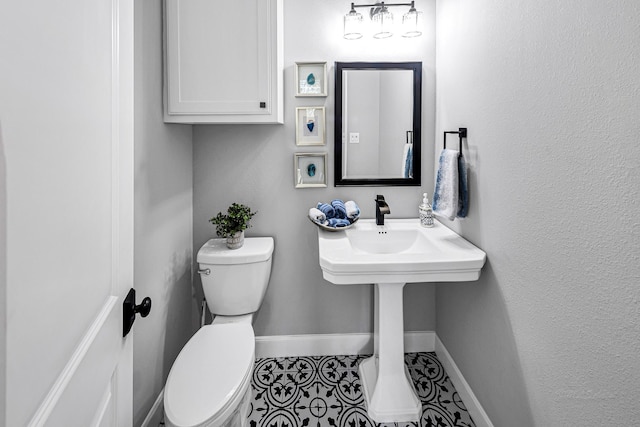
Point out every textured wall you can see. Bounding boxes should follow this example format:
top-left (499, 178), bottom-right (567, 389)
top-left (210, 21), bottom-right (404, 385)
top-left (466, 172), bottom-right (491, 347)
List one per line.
top-left (193, 0), bottom-right (437, 337)
top-left (435, 0), bottom-right (640, 425)
top-left (133, 1), bottom-right (194, 425)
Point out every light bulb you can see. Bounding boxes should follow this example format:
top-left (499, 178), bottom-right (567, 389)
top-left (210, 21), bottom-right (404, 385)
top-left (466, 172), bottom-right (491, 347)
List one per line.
top-left (344, 9), bottom-right (363, 40)
top-left (402, 8), bottom-right (423, 37)
top-left (373, 6), bottom-right (394, 39)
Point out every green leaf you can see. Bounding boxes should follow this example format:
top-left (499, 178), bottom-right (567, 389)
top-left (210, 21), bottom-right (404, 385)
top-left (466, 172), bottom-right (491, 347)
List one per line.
top-left (208, 203), bottom-right (257, 238)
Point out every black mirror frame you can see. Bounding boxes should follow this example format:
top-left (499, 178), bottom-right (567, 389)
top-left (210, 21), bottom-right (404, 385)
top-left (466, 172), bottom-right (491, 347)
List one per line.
top-left (334, 61), bottom-right (422, 187)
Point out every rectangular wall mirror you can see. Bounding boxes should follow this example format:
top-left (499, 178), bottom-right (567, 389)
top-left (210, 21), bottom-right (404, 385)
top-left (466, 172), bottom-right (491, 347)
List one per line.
top-left (335, 62), bottom-right (422, 186)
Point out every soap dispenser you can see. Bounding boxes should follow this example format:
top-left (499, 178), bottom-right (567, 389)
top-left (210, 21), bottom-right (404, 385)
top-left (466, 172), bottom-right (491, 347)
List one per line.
top-left (419, 193), bottom-right (434, 228)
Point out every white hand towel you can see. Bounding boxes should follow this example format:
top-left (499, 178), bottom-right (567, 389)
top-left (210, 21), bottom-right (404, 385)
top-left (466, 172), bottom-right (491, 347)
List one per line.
top-left (432, 149), bottom-right (459, 220)
top-left (345, 200), bottom-right (360, 219)
top-left (308, 207), bottom-right (327, 225)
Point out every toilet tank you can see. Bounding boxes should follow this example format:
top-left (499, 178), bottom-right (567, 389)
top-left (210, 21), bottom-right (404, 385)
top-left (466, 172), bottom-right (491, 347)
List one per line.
top-left (197, 237), bottom-right (274, 316)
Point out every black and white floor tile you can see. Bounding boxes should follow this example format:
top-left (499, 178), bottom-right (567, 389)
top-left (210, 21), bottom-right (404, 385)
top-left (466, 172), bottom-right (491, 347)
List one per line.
top-left (248, 352), bottom-right (475, 427)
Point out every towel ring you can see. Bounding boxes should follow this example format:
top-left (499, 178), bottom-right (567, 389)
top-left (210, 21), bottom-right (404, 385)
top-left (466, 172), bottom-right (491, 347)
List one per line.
top-left (443, 127), bottom-right (467, 153)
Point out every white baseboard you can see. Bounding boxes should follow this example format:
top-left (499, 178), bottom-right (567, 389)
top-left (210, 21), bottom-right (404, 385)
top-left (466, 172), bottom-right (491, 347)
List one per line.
top-left (255, 331), bottom-right (435, 358)
top-left (435, 336), bottom-right (494, 427)
top-left (140, 389), bottom-right (163, 427)
top-left (404, 331), bottom-right (436, 353)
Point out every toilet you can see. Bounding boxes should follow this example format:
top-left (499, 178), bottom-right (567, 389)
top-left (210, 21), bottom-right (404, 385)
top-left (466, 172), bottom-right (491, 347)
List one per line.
top-left (164, 237), bottom-right (274, 427)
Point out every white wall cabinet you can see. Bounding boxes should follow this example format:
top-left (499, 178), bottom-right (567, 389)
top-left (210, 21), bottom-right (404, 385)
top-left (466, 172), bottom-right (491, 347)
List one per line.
top-left (164, 0), bottom-right (283, 124)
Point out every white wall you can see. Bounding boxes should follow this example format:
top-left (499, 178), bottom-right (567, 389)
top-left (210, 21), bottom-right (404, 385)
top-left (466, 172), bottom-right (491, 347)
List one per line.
top-left (0, 125), bottom-right (6, 426)
top-left (192, 0), bottom-right (437, 337)
top-left (133, 1), bottom-right (194, 425)
top-left (435, 0), bottom-right (640, 425)
top-left (379, 71), bottom-right (414, 177)
top-left (346, 71), bottom-right (381, 177)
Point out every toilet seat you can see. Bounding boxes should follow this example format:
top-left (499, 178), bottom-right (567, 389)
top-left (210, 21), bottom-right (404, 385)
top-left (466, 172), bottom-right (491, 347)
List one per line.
top-left (164, 323), bottom-right (255, 427)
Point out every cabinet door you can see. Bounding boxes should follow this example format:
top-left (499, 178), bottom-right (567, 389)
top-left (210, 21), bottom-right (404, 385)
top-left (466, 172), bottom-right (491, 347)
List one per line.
top-left (164, 0), bottom-right (283, 123)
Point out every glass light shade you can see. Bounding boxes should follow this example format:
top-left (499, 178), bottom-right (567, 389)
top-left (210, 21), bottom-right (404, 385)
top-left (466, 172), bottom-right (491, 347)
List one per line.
top-left (344, 10), bottom-right (363, 40)
top-left (402, 9), bottom-right (423, 37)
top-left (372, 8), bottom-right (393, 39)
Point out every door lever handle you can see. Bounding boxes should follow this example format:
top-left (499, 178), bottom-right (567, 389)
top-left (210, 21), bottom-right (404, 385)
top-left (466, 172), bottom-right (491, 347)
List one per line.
top-left (123, 288), bottom-right (152, 337)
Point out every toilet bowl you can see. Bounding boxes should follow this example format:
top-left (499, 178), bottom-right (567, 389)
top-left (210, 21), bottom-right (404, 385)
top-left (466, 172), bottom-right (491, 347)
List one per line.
top-left (164, 237), bottom-right (274, 427)
top-left (164, 322), bottom-right (254, 427)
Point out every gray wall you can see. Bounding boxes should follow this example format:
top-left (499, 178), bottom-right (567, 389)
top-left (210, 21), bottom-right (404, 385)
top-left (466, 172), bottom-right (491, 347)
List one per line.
top-left (435, 0), bottom-right (640, 426)
top-left (193, 0), bottom-right (437, 337)
top-left (133, 1), bottom-right (194, 425)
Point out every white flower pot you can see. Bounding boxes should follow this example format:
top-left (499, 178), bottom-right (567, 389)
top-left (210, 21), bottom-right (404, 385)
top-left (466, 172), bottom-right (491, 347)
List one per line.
top-left (226, 231), bottom-right (244, 249)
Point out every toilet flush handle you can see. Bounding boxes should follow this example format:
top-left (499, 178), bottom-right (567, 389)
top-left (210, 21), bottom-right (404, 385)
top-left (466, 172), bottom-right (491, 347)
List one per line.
top-left (198, 268), bottom-right (211, 275)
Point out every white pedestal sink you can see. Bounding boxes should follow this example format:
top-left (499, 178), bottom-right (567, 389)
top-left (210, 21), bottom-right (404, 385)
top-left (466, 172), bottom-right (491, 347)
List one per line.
top-left (317, 218), bottom-right (486, 423)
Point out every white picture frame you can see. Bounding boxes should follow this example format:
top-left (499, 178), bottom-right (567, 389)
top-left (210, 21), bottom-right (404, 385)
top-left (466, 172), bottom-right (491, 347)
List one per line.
top-left (295, 107), bottom-right (326, 146)
top-left (295, 62), bottom-right (328, 97)
top-left (294, 153), bottom-right (327, 188)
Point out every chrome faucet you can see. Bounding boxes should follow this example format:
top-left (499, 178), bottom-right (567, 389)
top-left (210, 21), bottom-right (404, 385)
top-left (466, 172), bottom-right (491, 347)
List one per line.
top-left (375, 195), bottom-right (390, 226)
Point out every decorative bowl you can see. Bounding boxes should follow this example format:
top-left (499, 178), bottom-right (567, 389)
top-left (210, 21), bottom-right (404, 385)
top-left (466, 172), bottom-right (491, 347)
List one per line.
top-left (309, 215), bottom-right (359, 231)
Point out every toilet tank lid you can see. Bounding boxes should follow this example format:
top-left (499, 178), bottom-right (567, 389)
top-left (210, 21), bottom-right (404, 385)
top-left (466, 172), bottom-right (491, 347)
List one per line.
top-left (198, 237), bottom-right (274, 265)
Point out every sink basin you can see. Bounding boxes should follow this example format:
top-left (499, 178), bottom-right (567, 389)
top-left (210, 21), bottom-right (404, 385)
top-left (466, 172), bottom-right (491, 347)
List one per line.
top-left (318, 218), bottom-right (486, 285)
top-left (347, 228), bottom-right (419, 254)
top-left (317, 218), bottom-right (486, 423)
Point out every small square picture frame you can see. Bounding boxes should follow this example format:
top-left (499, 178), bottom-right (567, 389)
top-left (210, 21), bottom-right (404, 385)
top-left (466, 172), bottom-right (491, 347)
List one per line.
top-left (294, 153), bottom-right (327, 188)
top-left (295, 62), bottom-right (327, 97)
top-left (295, 107), bottom-right (325, 146)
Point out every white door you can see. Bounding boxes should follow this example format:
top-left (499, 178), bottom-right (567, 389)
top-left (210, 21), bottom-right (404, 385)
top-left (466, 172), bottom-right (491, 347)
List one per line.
top-left (0, 0), bottom-right (135, 426)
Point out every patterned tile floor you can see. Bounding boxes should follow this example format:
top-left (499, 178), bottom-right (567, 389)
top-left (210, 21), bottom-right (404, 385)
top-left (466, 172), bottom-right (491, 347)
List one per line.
top-left (248, 352), bottom-right (475, 427)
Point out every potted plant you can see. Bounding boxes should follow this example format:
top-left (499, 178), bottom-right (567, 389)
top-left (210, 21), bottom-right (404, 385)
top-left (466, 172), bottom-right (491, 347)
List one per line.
top-left (209, 203), bottom-right (257, 249)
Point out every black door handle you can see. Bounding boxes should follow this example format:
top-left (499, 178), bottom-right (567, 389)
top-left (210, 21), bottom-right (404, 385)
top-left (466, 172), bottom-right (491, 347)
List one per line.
top-left (123, 288), bottom-right (152, 337)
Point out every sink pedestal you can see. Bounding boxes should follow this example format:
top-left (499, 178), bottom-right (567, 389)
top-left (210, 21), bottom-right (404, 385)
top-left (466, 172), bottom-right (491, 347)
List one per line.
top-left (359, 282), bottom-right (421, 423)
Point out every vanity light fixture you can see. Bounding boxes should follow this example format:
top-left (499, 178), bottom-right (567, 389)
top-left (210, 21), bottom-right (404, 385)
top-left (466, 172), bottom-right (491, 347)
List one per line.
top-left (343, 1), bottom-right (423, 40)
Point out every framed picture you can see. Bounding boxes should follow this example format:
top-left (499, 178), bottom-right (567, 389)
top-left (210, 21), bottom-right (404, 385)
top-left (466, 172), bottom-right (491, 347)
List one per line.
top-left (295, 62), bottom-right (327, 97)
top-left (294, 153), bottom-right (327, 188)
top-left (296, 107), bottom-right (325, 146)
